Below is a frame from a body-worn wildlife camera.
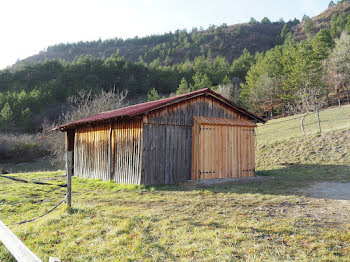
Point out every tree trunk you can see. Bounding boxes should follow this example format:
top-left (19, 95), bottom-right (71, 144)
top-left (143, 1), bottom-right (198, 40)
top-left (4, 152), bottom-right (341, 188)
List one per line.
top-left (300, 113), bottom-right (308, 135)
top-left (325, 90), bottom-right (330, 107)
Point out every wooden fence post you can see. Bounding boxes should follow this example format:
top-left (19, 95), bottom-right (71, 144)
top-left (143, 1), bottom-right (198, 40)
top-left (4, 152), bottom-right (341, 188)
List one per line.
top-left (317, 109), bottom-right (322, 133)
top-left (0, 220), bottom-right (42, 262)
top-left (65, 131), bottom-right (74, 209)
top-left (66, 151), bottom-right (72, 208)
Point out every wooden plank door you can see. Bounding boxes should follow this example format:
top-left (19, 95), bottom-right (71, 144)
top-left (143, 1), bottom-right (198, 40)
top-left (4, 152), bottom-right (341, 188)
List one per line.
top-left (193, 124), bottom-right (255, 180)
top-left (198, 124), bottom-right (218, 179)
top-left (197, 123), bottom-right (233, 180)
top-left (240, 127), bottom-right (255, 177)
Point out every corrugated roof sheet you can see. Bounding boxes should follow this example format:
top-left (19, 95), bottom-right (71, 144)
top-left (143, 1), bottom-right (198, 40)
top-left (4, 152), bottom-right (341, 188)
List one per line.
top-left (193, 116), bottom-right (257, 127)
top-left (58, 88), bottom-right (264, 130)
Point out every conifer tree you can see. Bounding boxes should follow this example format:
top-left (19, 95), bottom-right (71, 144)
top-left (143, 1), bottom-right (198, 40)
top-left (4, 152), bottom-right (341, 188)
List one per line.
top-left (147, 88), bottom-right (161, 101)
top-left (176, 77), bottom-right (190, 95)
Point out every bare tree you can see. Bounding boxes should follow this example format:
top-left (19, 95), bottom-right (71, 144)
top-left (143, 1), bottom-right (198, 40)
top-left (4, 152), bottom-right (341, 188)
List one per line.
top-left (287, 85), bottom-right (326, 134)
top-left (288, 85), bottom-right (326, 114)
top-left (42, 89), bottom-right (127, 167)
top-left (216, 84), bottom-right (233, 100)
top-left (216, 77), bottom-right (243, 104)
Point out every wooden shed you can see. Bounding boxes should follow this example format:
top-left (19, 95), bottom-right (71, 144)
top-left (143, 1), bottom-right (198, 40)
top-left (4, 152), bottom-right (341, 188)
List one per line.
top-left (58, 88), bottom-right (265, 185)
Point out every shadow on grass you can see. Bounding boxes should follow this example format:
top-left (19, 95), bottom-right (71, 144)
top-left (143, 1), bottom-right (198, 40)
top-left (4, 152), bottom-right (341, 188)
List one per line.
top-left (152, 164), bottom-right (350, 200)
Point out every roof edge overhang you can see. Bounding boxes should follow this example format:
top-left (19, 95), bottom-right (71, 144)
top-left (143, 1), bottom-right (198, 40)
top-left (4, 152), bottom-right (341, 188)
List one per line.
top-left (57, 88), bottom-right (265, 131)
top-left (55, 115), bottom-right (140, 132)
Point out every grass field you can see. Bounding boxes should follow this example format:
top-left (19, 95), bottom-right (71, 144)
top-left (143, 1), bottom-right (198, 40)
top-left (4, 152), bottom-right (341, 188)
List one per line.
top-left (0, 105), bottom-right (349, 261)
top-left (0, 166), bottom-right (350, 261)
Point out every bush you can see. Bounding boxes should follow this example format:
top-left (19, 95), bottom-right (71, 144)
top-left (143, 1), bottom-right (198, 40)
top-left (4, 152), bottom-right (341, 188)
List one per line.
top-left (0, 133), bottom-right (48, 163)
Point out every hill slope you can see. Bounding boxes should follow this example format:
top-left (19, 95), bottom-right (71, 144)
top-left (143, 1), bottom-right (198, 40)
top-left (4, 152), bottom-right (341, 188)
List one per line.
top-left (256, 104), bottom-right (350, 170)
top-left (257, 128), bottom-right (350, 170)
top-left (16, 23), bottom-right (284, 67)
top-left (292, 1), bottom-right (350, 41)
top-left (256, 105), bottom-right (350, 144)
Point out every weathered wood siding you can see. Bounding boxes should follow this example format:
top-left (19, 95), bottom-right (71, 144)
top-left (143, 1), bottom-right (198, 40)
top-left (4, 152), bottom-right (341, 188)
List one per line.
top-left (113, 120), bottom-right (143, 184)
top-left (144, 96), bottom-right (245, 126)
top-left (74, 120), bottom-right (143, 184)
top-left (74, 124), bottom-right (110, 180)
top-left (141, 124), bottom-right (191, 185)
top-left (142, 96), bottom-right (250, 185)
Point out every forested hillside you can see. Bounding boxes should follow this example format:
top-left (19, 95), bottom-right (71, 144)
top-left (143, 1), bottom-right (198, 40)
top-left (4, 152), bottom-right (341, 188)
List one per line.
top-left (241, 1), bottom-right (350, 116)
top-left (15, 22), bottom-right (284, 67)
top-left (1, 0), bottom-right (350, 132)
top-left (14, 2), bottom-right (350, 68)
top-left (292, 0), bottom-right (350, 41)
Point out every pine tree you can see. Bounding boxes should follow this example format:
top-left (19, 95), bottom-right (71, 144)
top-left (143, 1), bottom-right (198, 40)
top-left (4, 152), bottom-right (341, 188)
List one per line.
top-left (249, 17), bottom-right (258, 24)
top-left (0, 102), bottom-right (13, 121)
top-left (346, 18), bottom-right (350, 33)
top-left (191, 72), bottom-right (212, 91)
top-left (147, 88), bottom-right (161, 101)
top-left (304, 16), bottom-right (313, 34)
top-left (176, 77), bottom-right (190, 95)
top-left (231, 48), bottom-right (255, 80)
top-left (280, 24), bottom-right (290, 40)
top-left (312, 29), bottom-right (334, 62)
top-left (328, 0), bottom-right (335, 7)
top-left (261, 17), bottom-right (271, 24)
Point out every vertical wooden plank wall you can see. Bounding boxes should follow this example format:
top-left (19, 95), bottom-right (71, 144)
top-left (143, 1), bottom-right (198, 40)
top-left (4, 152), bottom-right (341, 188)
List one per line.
top-left (192, 121), bottom-right (256, 180)
top-left (74, 124), bottom-right (110, 180)
top-left (142, 96), bottom-right (249, 185)
top-left (113, 120), bottom-right (143, 184)
top-left (74, 120), bottom-right (143, 184)
top-left (142, 124), bottom-right (191, 185)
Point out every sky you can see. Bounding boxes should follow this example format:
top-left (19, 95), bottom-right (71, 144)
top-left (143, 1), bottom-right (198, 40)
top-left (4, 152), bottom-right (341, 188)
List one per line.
top-left (0, 0), bottom-right (331, 69)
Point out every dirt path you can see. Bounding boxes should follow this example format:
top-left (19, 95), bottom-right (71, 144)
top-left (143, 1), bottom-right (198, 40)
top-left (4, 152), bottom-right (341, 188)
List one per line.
top-left (291, 182), bottom-right (350, 227)
top-left (305, 182), bottom-right (350, 200)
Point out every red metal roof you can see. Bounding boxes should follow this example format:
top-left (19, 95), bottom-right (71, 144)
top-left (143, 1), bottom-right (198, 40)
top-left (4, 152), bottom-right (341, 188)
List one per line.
top-left (58, 88), bottom-right (264, 130)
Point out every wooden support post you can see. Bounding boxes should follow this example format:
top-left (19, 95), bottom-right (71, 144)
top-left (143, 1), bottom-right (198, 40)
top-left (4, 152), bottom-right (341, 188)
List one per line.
top-left (65, 131), bottom-right (74, 209)
top-left (66, 151), bottom-right (72, 208)
top-left (0, 220), bottom-right (42, 262)
top-left (108, 124), bottom-right (113, 181)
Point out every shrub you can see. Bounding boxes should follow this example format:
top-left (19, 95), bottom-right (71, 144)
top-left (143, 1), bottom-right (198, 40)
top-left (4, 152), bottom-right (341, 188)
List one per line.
top-left (0, 133), bottom-right (48, 163)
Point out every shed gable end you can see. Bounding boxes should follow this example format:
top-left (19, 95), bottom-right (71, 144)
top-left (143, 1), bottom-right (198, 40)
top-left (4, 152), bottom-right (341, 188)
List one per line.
top-left (141, 95), bottom-right (255, 185)
top-left (143, 95), bottom-right (247, 126)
